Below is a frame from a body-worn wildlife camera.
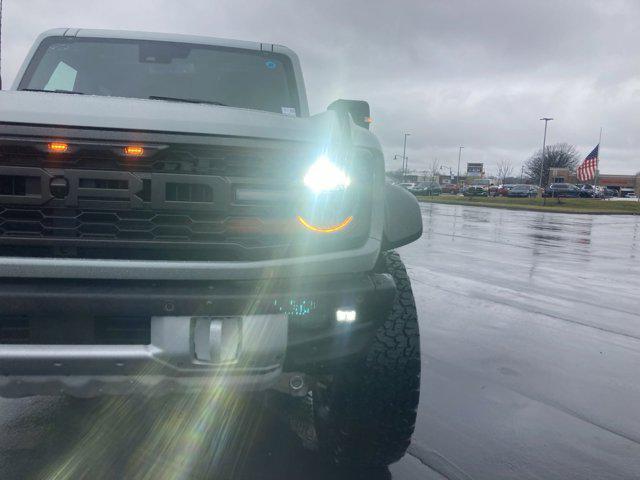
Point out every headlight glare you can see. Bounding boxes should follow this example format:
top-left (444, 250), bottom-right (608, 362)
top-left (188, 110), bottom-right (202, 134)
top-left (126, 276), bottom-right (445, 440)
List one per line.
top-left (303, 155), bottom-right (351, 193)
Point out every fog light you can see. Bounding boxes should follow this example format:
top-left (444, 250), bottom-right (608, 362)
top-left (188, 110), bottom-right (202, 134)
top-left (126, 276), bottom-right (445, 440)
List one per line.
top-left (336, 309), bottom-right (356, 323)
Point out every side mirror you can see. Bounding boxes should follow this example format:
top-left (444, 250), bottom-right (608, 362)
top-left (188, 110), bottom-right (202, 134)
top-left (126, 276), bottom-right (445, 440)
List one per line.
top-left (328, 99), bottom-right (372, 130)
top-left (382, 183), bottom-right (423, 250)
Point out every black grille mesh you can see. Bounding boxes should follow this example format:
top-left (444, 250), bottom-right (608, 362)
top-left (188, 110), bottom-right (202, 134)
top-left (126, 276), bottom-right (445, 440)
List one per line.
top-left (0, 316), bottom-right (151, 345)
top-left (0, 207), bottom-right (228, 242)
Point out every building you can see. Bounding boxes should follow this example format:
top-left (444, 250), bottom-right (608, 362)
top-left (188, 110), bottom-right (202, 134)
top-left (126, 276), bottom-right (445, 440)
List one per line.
top-left (466, 162), bottom-right (484, 178)
top-left (549, 168), bottom-right (640, 193)
top-left (397, 173), bottom-right (453, 184)
top-left (469, 178), bottom-right (495, 187)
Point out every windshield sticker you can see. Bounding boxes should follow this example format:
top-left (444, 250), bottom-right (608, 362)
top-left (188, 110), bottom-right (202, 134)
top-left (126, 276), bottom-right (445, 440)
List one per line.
top-left (265, 60), bottom-right (277, 70)
top-left (281, 107), bottom-right (297, 116)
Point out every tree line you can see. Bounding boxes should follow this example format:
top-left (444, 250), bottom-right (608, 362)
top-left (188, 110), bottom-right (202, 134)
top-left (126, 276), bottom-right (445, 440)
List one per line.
top-left (484, 143), bottom-right (580, 185)
top-left (387, 143), bottom-right (581, 185)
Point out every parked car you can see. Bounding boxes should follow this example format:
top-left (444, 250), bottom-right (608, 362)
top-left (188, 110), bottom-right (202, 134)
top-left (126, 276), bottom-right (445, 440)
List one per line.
top-left (410, 182), bottom-right (442, 196)
top-left (624, 192), bottom-right (638, 199)
top-left (463, 186), bottom-right (488, 197)
top-left (575, 184), bottom-right (603, 198)
top-left (507, 185), bottom-right (538, 197)
top-left (496, 184), bottom-right (516, 196)
top-left (603, 188), bottom-right (619, 198)
top-left (544, 183), bottom-right (582, 198)
top-left (576, 184), bottom-right (593, 197)
top-left (398, 182), bottom-right (418, 190)
top-left (441, 183), bottom-right (460, 194)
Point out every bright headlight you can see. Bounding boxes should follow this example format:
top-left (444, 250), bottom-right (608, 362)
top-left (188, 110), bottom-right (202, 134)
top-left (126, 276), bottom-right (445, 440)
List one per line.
top-left (303, 155), bottom-right (351, 193)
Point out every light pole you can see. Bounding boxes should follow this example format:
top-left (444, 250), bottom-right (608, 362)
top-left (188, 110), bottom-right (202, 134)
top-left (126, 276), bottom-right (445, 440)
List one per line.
top-left (441, 165), bottom-right (454, 189)
top-left (402, 133), bottom-right (410, 181)
top-left (456, 146), bottom-right (464, 185)
top-left (539, 117), bottom-right (553, 188)
top-left (393, 154), bottom-right (407, 180)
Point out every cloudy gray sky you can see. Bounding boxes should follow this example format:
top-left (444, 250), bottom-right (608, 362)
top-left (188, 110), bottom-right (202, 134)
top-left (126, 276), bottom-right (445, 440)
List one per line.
top-left (2, 0), bottom-right (639, 174)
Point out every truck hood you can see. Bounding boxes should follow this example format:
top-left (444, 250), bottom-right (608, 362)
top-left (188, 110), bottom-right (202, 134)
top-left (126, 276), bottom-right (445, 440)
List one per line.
top-left (0, 91), bottom-right (339, 144)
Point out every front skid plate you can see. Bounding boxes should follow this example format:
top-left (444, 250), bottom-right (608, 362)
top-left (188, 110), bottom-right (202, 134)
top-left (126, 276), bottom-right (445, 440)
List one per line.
top-left (0, 369), bottom-right (281, 398)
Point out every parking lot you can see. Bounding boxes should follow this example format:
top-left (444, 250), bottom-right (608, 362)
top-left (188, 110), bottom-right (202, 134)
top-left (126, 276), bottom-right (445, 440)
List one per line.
top-left (0, 203), bottom-right (639, 479)
top-left (401, 202), bottom-right (640, 479)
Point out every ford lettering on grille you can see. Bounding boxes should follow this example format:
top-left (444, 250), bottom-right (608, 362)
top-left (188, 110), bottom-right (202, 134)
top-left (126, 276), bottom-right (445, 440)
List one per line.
top-left (0, 166), bottom-right (230, 211)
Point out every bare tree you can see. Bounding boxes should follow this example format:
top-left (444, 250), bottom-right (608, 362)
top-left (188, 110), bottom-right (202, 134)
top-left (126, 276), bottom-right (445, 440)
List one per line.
top-left (495, 159), bottom-right (514, 184)
top-left (426, 158), bottom-right (441, 181)
top-left (524, 143), bottom-right (579, 186)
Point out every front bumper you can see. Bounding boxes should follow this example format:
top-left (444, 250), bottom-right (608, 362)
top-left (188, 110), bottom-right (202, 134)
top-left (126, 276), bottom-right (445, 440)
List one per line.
top-left (0, 272), bottom-right (395, 397)
top-left (0, 237), bottom-right (382, 281)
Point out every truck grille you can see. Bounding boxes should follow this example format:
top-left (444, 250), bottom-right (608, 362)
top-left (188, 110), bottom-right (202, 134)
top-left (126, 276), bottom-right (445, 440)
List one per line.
top-left (0, 132), bottom-right (370, 260)
top-left (0, 139), bottom-right (309, 177)
top-left (0, 206), bottom-right (293, 260)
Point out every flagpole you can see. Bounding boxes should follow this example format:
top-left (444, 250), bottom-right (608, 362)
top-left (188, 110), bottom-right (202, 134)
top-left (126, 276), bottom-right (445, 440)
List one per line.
top-left (593, 127), bottom-right (602, 195)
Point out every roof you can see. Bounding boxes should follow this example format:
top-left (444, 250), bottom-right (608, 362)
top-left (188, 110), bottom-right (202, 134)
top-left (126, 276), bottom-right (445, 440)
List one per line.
top-left (39, 28), bottom-right (288, 53)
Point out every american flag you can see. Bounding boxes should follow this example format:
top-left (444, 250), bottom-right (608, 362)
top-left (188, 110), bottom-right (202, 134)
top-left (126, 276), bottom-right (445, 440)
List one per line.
top-left (576, 144), bottom-right (599, 182)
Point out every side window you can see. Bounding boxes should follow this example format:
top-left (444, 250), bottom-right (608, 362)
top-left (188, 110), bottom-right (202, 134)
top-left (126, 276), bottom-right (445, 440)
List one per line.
top-left (44, 61), bottom-right (78, 91)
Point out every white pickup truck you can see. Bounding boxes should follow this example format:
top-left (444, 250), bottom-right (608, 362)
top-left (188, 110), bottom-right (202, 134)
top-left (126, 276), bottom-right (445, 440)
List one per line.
top-left (0, 28), bottom-right (422, 467)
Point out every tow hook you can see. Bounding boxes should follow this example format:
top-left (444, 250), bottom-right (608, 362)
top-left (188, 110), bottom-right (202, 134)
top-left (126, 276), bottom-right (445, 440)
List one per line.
top-left (274, 373), bottom-right (309, 397)
top-left (289, 374), bottom-right (305, 392)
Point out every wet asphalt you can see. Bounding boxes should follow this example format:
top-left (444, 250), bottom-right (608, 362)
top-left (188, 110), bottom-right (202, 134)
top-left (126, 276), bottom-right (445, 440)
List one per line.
top-left (1, 202), bottom-right (639, 479)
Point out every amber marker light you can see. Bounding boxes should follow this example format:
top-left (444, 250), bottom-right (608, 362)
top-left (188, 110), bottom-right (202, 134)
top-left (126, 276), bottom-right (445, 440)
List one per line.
top-left (296, 215), bottom-right (353, 233)
top-left (47, 142), bottom-right (69, 153)
top-left (123, 145), bottom-right (145, 157)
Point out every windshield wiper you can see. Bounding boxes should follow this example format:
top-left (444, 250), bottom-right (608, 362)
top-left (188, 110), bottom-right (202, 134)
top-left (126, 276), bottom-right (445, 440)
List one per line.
top-left (20, 88), bottom-right (85, 95)
top-left (148, 95), bottom-right (226, 106)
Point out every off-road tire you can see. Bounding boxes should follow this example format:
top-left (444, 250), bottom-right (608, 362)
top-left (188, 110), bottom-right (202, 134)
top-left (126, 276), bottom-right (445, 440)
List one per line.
top-left (313, 250), bottom-right (421, 467)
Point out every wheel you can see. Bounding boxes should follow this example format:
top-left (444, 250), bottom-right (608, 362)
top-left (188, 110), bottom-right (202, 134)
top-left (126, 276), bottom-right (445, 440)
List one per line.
top-left (312, 250), bottom-right (421, 467)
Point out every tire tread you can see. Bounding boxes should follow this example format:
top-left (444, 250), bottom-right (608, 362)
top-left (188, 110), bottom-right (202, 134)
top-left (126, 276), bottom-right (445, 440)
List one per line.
top-left (315, 250), bottom-right (421, 467)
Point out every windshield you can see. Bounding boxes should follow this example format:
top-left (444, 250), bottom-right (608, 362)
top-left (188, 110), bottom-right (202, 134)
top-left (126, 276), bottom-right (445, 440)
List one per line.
top-left (19, 37), bottom-right (300, 115)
